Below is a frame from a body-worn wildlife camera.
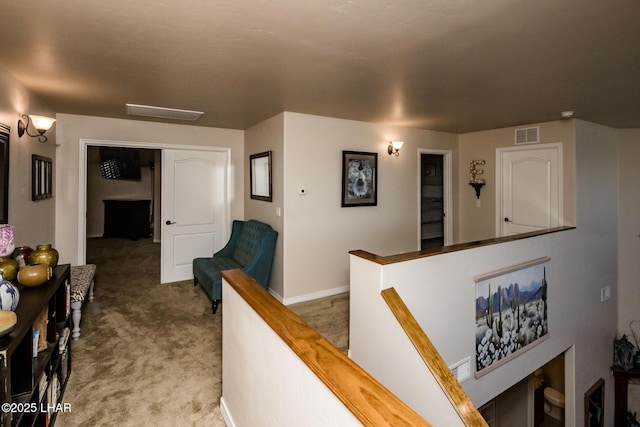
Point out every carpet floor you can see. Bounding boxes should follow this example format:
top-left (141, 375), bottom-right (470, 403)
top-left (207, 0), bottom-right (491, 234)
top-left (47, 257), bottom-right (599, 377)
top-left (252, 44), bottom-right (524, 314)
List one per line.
top-left (56, 237), bottom-right (349, 426)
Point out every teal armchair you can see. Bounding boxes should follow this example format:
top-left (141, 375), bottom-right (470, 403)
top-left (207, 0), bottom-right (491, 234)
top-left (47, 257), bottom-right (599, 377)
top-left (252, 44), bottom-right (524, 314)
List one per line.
top-left (193, 220), bottom-right (278, 313)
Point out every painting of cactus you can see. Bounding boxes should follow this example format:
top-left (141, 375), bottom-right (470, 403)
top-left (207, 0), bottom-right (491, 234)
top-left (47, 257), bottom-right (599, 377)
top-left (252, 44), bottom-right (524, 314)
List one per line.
top-left (474, 257), bottom-right (550, 377)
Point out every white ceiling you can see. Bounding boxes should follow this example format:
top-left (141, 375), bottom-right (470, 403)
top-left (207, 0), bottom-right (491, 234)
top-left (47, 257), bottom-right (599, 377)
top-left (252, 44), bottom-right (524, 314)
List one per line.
top-left (1, 0), bottom-right (638, 133)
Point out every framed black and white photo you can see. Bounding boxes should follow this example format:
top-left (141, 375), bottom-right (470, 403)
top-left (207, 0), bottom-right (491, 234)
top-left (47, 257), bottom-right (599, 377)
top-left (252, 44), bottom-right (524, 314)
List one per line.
top-left (341, 151), bottom-right (377, 207)
top-left (32, 155), bottom-right (53, 201)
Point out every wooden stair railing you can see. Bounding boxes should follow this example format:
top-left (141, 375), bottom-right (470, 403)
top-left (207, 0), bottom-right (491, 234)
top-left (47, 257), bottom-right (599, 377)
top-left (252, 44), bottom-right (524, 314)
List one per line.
top-left (381, 287), bottom-right (488, 427)
top-left (222, 269), bottom-right (431, 426)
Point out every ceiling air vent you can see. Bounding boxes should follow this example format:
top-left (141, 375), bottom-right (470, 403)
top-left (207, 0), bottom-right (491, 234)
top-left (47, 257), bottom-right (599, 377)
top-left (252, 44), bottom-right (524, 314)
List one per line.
top-left (514, 126), bottom-right (539, 145)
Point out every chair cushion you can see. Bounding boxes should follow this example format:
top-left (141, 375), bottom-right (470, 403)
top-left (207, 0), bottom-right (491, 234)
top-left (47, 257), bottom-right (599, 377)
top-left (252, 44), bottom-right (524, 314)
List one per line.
top-left (193, 256), bottom-right (242, 300)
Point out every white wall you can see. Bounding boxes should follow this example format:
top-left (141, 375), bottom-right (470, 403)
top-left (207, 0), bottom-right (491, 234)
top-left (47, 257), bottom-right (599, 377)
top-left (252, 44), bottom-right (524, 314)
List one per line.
top-left (54, 114), bottom-right (244, 266)
top-left (349, 120), bottom-right (618, 426)
top-left (617, 129), bottom-right (640, 340)
top-left (282, 112), bottom-right (458, 302)
top-left (244, 113), bottom-right (285, 298)
top-left (0, 68), bottom-right (57, 248)
top-left (220, 278), bottom-right (362, 427)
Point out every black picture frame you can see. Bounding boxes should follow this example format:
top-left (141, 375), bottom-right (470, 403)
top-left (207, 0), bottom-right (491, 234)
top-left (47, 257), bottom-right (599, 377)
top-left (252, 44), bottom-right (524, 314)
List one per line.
top-left (32, 155), bottom-right (53, 201)
top-left (0, 124), bottom-right (9, 223)
top-left (585, 378), bottom-right (604, 427)
top-left (250, 151), bottom-right (272, 202)
top-left (341, 151), bottom-right (377, 207)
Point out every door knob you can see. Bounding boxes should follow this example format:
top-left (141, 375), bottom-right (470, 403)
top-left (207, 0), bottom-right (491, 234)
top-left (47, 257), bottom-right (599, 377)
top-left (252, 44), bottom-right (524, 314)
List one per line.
top-left (166, 220), bottom-right (176, 225)
top-left (504, 217), bottom-right (512, 222)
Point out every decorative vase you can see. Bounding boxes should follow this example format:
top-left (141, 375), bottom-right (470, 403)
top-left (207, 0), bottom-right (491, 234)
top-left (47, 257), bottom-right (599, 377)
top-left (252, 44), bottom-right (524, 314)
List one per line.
top-left (29, 244), bottom-right (59, 268)
top-left (614, 334), bottom-right (636, 370)
top-left (0, 273), bottom-right (19, 311)
top-left (0, 256), bottom-right (18, 281)
top-left (13, 246), bottom-right (34, 269)
top-left (0, 225), bottom-right (15, 258)
top-left (17, 264), bottom-right (53, 287)
top-left (0, 310), bottom-right (17, 337)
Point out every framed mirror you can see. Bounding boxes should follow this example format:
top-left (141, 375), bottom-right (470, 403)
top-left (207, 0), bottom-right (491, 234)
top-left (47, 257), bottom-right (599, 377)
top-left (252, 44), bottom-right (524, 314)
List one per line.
top-left (250, 151), bottom-right (272, 202)
top-left (0, 124), bottom-right (9, 224)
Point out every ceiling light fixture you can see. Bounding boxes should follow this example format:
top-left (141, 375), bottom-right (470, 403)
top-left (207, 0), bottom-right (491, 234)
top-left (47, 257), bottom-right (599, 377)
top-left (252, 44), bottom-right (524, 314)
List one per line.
top-left (17, 114), bottom-right (56, 143)
top-left (560, 110), bottom-right (574, 119)
top-left (125, 103), bottom-right (204, 121)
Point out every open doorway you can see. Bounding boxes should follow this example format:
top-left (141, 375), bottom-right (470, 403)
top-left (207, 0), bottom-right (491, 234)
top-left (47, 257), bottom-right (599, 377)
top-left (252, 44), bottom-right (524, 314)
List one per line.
top-left (419, 150), bottom-right (452, 250)
top-left (86, 146), bottom-right (161, 242)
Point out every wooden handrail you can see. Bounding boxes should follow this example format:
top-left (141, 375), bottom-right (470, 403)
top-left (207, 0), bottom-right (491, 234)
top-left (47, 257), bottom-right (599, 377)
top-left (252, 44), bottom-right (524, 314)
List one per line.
top-left (351, 226), bottom-right (574, 265)
top-left (381, 287), bottom-right (488, 427)
top-left (222, 269), bottom-right (431, 427)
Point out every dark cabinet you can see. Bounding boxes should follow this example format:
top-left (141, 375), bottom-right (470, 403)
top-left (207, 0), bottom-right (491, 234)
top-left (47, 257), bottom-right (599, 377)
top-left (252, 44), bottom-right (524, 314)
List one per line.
top-left (103, 199), bottom-right (151, 240)
top-left (0, 265), bottom-right (72, 427)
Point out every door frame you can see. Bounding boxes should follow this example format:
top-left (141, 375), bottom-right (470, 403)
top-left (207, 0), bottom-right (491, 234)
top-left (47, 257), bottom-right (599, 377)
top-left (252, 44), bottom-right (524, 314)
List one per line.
top-left (495, 142), bottom-right (563, 237)
top-left (417, 148), bottom-right (453, 247)
top-left (77, 138), bottom-right (231, 266)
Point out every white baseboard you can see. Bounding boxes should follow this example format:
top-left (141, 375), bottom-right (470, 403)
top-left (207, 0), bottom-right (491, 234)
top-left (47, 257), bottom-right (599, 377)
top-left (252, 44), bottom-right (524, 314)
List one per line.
top-left (219, 396), bottom-right (234, 427)
top-left (282, 285), bottom-right (350, 306)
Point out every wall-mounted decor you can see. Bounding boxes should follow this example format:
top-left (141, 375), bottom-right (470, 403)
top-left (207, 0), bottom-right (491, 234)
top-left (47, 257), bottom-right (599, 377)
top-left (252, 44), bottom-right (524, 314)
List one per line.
top-left (0, 124), bottom-right (9, 223)
top-left (585, 378), bottom-right (604, 427)
top-left (341, 151), bottom-right (377, 207)
top-left (250, 151), bottom-right (272, 202)
top-left (474, 256), bottom-right (550, 377)
top-left (32, 155), bottom-right (53, 201)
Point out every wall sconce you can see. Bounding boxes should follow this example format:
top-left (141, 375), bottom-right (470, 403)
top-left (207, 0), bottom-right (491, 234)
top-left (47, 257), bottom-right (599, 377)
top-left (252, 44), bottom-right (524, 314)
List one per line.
top-left (387, 140), bottom-right (404, 157)
top-left (18, 114), bottom-right (56, 143)
top-left (469, 159), bottom-right (486, 199)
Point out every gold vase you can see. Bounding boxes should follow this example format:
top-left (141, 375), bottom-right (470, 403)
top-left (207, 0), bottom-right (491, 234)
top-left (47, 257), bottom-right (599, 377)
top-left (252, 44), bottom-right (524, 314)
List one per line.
top-left (0, 256), bottom-right (18, 281)
top-left (28, 244), bottom-right (59, 268)
top-left (17, 264), bottom-right (53, 287)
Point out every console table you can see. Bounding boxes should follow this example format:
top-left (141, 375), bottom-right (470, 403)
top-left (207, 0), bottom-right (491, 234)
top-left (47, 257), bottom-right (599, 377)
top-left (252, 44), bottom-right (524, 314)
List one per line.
top-left (103, 199), bottom-right (151, 240)
top-left (0, 265), bottom-right (72, 427)
top-left (612, 365), bottom-right (640, 426)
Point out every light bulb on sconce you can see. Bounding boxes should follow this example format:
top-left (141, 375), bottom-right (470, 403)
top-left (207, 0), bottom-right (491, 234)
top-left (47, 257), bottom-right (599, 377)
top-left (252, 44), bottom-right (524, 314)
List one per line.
top-left (387, 140), bottom-right (404, 157)
top-left (18, 114), bottom-right (56, 143)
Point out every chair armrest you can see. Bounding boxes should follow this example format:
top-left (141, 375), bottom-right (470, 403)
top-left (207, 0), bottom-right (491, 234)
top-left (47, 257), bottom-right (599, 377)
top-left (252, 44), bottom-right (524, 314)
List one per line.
top-left (214, 220), bottom-right (243, 258)
top-left (241, 229), bottom-right (278, 288)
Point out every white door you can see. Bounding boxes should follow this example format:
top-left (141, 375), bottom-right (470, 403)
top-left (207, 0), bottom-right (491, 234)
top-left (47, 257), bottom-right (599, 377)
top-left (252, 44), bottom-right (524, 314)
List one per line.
top-left (496, 143), bottom-right (562, 236)
top-left (161, 149), bottom-right (228, 283)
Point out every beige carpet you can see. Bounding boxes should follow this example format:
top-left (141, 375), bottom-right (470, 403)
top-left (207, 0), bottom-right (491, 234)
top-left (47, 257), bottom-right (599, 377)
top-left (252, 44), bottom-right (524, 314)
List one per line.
top-left (57, 237), bottom-right (349, 426)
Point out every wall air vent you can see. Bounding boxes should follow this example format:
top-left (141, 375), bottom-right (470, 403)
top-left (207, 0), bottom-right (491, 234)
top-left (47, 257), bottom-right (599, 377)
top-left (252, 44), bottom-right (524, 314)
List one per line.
top-left (514, 126), bottom-right (539, 145)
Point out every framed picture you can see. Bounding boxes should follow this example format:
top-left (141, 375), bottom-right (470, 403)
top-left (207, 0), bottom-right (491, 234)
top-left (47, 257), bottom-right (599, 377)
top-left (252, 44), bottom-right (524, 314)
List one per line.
top-left (585, 378), bottom-right (604, 427)
top-left (474, 257), bottom-right (550, 377)
top-left (341, 151), bottom-right (377, 207)
top-left (0, 124), bottom-right (9, 223)
top-left (250, 151), bottom-right (272, 202)
top-left (32, 155), bottom-right (53, 201)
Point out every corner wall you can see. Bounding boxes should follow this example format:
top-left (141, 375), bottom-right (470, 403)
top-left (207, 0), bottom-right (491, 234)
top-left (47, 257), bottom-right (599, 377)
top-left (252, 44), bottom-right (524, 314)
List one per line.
top-left (0, 67), bottom-right (56, 247)
top-left (244, 113), bottom-right (285, 298)
top-left (617, 129), bottom-right (640, 340)
top-left (282, 112), bottom-right (458, 302)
